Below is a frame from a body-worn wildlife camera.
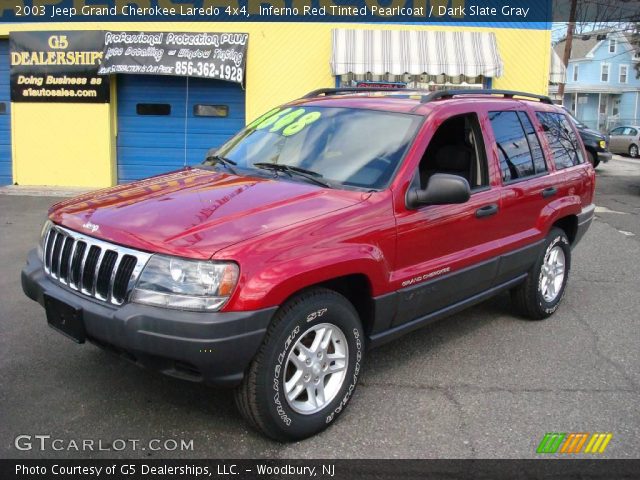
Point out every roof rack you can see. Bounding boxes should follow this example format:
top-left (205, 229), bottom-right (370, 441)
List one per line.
top-left (420, 89), bottom-right (554, 104)
top-left (302, 87), bottom-right (553, 105)
top-left (302, 87), bottom-right (425, 98)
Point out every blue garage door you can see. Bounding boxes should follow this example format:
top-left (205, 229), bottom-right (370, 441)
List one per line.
top-left (0, 40), bottom-right (12, 185)
top-left (117, 75), bottom-right (245, 183)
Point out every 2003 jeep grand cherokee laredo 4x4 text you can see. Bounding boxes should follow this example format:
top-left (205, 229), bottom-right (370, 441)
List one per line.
top-left (22, 89), bottom-right (595, 441)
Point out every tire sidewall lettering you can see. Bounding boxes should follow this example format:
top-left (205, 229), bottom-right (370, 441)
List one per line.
top-left (268, 302), bottom-right (363, 431)
top-left (273, 324), bottom-right (299, 427)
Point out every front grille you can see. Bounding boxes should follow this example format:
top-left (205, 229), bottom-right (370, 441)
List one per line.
top-left (42, 224), bottom-right (152, 305)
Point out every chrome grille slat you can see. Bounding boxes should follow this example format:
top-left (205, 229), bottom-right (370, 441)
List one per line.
top-left (51, 233), bottom-right (65, 278)
top-left (77, 241), bottom-right (91, 291)
top-left (41, 224), bottom-right (152, 305)
top-left (59, 236), bottom-right (74, 283)
top-left (65, 238), bottom-right (78, 284)
top-left (107, 254), bottom-right (123, 302)
top-left (90, 248), bottom-right (106, 296)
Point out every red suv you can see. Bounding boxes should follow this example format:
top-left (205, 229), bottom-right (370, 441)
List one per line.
top-left (22, 89), bottom-right (595, 441)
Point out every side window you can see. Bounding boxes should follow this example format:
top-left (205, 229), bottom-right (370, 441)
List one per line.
top-left (488, 111), bottom-right (537, 182)
top-left (630, 128), bottom-right (638, 136)
top-left (416, 113), bottom-right (488, 191)
top-left (610, 127), bottom-right (624, 135)
top-left (535, 112), bottom-right (585, 170)
top-left (517, 111), bottom-right (547, 174)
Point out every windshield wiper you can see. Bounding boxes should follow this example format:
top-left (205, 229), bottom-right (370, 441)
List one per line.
top-left (253, 163), bottom-right (333, 188)
top-left (203, 154), bottom-right (238, 174)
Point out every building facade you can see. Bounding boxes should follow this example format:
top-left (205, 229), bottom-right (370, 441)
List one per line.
top-left (550, 30), bottom-right (640, 132)
top-left (0, 22), bottom-right (552, 188)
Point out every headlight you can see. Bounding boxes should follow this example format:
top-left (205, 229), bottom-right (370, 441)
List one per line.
top-left (37, 219), bottom-right (53, 259)
top-left (131, 255), bottom-right (239, 311)
top-left (599, 140), bottom-right (607, 149)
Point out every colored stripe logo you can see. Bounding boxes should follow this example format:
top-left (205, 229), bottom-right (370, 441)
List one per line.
top-left (537, 433), bottom-right (612, 454)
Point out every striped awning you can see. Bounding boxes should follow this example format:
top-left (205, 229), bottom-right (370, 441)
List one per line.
top-left (549, 48), bottom-right (567, 84)
top-left (331, 29), bottom-right (504, 78)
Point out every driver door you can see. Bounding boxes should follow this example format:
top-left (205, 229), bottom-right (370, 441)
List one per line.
top-left (392, 110), bottom-right (504, 327)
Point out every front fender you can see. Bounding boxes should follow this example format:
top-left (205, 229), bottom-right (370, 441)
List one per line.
top-left (217, 194), bottom-right (397, 312)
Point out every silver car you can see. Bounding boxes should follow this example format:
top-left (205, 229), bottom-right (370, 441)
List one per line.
top-left (608, 126), bottom-right (640, 158)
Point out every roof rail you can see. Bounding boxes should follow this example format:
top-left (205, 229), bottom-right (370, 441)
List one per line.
top-left (302, 87), bottom-right (424, 98)
top-left (302, 87), bottom-right (554, 105)
top-left (421, 89), bottom-right (554, 104)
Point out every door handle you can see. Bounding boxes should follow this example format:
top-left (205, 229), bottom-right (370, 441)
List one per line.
top-left (542, 187), bottom-right (558, 198)
top-left (475, 203), bottom-right (499, 218)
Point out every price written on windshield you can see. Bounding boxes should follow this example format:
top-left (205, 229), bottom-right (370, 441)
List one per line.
top-left (174, 61), bottom-right (243, 82)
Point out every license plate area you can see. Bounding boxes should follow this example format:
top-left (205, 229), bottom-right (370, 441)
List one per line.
top-left (44, 295), bottom-right (86, 343)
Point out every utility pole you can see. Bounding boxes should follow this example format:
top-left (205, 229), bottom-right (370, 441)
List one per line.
top-left (558, 0), bottom-right (578, 101)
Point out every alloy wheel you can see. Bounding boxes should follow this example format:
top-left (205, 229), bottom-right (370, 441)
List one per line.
top-left (283, 323), bottom-right (349, 415)
top-left (540, 245), bottom-right (566, 302)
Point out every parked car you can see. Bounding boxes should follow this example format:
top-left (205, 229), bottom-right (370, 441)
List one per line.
top-left (608, 125), bottom-right (640, 158)
top-left (563, 108), bottom-right (612, 167)
top-left (22, 89), bottom-right (595, 441)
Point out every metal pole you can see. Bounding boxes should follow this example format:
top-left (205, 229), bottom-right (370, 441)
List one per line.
top-left (184, 76), bottom-right (189, 167)
top-left (558, 0), bottom-right (578, 99)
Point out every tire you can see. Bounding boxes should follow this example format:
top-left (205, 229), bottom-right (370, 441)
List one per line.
top-left (510, 228), bottom-right (571, 320)
top-left (235, 288), bottom-right (364, 441)
top-left (629, 144), bottom-right (639, 159)
top-left (587, 150), bottom-right (600, 168)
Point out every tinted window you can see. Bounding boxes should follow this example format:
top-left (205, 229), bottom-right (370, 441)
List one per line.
top-left (517, 111), bottom-right (547, 174)
top-left (610, 127), bottom-right (625, 135)
top-left (136, 103), bottom-right (171, 116)
top-left (194, 104), bottom-right (228, 117)
top-left (489, 111), bottom-right (536, 182)
top-left (536, 112), bottom-right (584, 170)
top-left (630, 128), bottom-right (638, 136)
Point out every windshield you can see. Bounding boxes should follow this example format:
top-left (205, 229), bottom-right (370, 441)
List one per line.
top-left (213, 106), bottom-right (421, 189)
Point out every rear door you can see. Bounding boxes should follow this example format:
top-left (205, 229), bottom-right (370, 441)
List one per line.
top-left (486, 108), bottom-right (560, 284)
top-left (535, 111), bottom-right (591, 208)
top-left (622, 127), bottom-right (638, 154)
top-left (608, 127), bottom-right (625, 153)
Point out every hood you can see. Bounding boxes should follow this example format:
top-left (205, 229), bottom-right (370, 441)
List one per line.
top-left (576, 124), bottom-right (605, 140)
top-left (49, 168), bottom-right (365, 259)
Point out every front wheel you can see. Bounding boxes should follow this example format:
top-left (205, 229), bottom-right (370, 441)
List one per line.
top-left (235, 288), bottom-right (364, 441)
top-left (629, 144), bottom-right (639, 158)
top-left (511, 228), bottom-right (571, 320)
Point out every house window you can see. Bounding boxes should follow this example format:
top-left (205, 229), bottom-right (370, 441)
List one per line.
top-left (573, 64), bottom-right (579, 82)
top-left (609, 39), bottom-right (616, 53)
top-left (601, 64), bottom-right (610, 82)
top-left (620, 65), bottom-right (628, 84)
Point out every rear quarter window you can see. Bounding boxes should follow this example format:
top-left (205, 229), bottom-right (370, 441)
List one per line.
top-left (535, 112), bottom-right (585, 170)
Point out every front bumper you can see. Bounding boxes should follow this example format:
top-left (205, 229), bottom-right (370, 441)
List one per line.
top-left (574, 204), bottom-right (595, 247)
top-left (21, 249), bottom-right (276, 387)
top-left (597, 151), bottom-right (612, 163)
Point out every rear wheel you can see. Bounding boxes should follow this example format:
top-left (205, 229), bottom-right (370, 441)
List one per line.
top-left (235, 288), bottom-right (364, 441)
top-left (630, 144), bottom-right (639, 158)
top-left (511, 228), bottom-right (571, 320)
top-left (587, 150), bottom-right (600, 168)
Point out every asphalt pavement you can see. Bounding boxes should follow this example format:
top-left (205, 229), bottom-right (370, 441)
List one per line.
top-left (1, 156), bottom-right (638, 459)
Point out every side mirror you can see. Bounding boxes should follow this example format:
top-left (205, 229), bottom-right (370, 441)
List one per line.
top-left (407, 173), bottom-right (471, 209)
